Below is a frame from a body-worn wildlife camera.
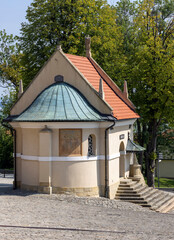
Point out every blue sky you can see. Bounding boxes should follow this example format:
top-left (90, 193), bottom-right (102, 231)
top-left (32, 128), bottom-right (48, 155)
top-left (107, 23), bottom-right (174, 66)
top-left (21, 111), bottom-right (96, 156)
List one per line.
top-left (0, 0), bottom-right (33, 36)
top-left (0, 0), bottom-right (33, 97)
top-left (0, 0), bottom-right (116, 36)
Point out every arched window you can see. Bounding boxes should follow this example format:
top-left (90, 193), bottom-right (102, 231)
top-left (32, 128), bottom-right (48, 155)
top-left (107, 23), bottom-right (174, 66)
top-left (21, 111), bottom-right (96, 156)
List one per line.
top-left (88, 134), bottom-right (96, 156)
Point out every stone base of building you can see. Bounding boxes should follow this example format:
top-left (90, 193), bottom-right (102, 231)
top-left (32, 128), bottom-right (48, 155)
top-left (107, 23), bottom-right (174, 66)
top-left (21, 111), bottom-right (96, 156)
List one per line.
top-left (16, 181), bottom-right (123, 199)
top-left (19, 183), bottom-right (105, 197)
top-left (14, 181), bottom-right (21, 189)
top-left (52, 186), bottom-right (100, 197)
top-left (108, 181), bottom-right (123, 199)
top-left (21, 184), bottom-right (38, 192)
top-left (15, 181), bottom-right (122, 198)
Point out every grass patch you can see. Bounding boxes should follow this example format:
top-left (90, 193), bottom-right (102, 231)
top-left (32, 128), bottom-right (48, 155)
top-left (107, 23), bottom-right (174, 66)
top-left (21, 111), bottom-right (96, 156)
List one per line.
top-left (145, 177), bottom-right (174, 188)
top-left (154, 177), bottom-right (174, 188)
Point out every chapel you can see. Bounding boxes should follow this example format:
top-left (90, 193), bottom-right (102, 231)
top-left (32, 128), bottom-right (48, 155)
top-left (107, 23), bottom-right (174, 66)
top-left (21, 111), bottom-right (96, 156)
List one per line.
top-left (4, 37), bottom-right (144, 198)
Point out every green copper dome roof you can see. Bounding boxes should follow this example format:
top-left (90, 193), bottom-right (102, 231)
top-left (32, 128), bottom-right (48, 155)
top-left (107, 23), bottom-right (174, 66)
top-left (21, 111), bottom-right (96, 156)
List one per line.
top-left (11, 82), bottom-right (112, 122)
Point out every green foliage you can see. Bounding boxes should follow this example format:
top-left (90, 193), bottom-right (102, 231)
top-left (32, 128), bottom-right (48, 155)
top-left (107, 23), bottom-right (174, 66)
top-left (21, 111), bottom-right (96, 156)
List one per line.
top-left (0, 122), bottom-right (13, 169)
top-left (0, 90), bottom-right (17, 117)
top-left (0, 30), bottom-right (23, 90)
top-left (128, 0), bottom-right (174, 186)
top-left (114, 0), bottom-right (138, 55)
top-left (0, 89), bottom-right (15, 170)
top-left (149, 151), bottom-right (157, 161)
top-left (157, 123), bottom-right (174, 159)
top-left (128, 0), bottom-right (174, 124)
top-left (19, 0), bottom-right (125, 87)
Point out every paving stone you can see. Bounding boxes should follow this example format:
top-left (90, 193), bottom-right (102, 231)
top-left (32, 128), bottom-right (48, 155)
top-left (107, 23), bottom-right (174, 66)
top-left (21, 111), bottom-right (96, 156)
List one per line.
top-left (0, 176), bottom-right (173, 240)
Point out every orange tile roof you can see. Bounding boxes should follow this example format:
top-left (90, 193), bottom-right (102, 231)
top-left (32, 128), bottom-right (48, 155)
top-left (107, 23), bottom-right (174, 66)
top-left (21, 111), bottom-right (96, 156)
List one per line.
top-left (65, 53), bottom-right (140, 120)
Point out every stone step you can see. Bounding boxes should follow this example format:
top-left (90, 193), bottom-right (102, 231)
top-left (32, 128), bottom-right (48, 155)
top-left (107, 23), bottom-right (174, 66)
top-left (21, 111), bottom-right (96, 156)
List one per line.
top-left (143, 189), bottom-right (162, 201)
top-left (118, 187), bottom-right (136, 191)
top-left (115, 196), bottom-right (145, 201)
top-left (117, 189), bottom-right (142, 194)
top-left (123, 199), bottom-right (151, 205)
top-left (116, 192), bottom-right (142, 197)
top-left (139, 187), bottom-right (155, 197)
top-left (149, 192), bottom-right (168, 206)
top-left (116, 187), bottom-right (152, 197)
top-left (120, 179), bottom-right (133, 184)
top-left (118, 183), bottom-right (143, 191)
top-left (119, 183), bottom-right (136, 188)
top-left (151, 195), bottom-right (173, 210)
top-left (134, 185), bottom-right (148, 192)
top-left (156, 197), bottom-right (174, 213)
top-left (119, 181), bottom-right (138, 188)
top-left (141, 203), bottom-right (152, 207)
top-left (115, 179), bottom-right (174, 213)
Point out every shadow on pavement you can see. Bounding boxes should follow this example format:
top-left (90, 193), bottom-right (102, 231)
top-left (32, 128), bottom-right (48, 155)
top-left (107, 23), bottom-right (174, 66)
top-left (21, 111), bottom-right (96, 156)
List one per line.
top-left (0, 175), bottom-right (38, 197)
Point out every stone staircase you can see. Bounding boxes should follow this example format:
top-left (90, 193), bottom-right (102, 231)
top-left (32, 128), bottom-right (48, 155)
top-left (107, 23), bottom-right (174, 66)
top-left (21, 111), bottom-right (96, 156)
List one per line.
top-left (115, 179), bottom-right (174, 213)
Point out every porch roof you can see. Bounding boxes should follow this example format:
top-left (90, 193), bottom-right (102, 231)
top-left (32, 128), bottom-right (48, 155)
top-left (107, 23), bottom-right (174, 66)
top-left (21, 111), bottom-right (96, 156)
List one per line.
top-left (126, 139), bottom-right (146, 152)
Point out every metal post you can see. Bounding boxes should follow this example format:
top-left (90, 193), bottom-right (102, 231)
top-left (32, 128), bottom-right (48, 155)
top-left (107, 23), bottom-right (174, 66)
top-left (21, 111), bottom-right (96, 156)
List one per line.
top-left (157, 152), bottom-right (163, 188)
top-left (158, 157), bottom-right (160, 188)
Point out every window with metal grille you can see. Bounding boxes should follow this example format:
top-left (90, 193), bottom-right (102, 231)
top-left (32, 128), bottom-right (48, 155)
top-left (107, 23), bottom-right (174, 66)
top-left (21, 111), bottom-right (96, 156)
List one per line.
top-left (88, 134), bottom-right (96, 156)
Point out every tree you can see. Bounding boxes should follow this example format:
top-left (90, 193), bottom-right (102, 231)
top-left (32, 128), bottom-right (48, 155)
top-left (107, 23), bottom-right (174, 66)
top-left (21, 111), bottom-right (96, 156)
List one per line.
top-left (114, 0), bottom-right (138, 54)
top-left (127, 0), bottom-right (174, 186)
top-left (19, 0), bottom-right (125, 88)
top-left (0, 121), bottom-right (13, 170)
top-left (0, 29), bottom-right (23, 90)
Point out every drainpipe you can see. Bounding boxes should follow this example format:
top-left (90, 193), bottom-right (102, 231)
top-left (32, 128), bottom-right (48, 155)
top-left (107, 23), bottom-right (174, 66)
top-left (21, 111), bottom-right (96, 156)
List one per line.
top-left (1, 120), bottom-right (17, 190)
top-left (105, 120), bottom-right (116, 198)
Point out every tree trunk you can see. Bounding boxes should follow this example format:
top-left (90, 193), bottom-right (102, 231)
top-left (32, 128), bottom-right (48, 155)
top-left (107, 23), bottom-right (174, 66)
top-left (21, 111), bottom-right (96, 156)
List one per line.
top-left (137, 120), bottom-right (147, 174)
top-left (146, 120), bottom-right (158, 187)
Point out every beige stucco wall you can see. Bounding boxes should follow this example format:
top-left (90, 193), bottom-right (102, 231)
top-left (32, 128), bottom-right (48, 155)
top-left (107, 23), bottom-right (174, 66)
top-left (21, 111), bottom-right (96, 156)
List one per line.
top-left (21, 160), bottom-right (39, 186)
top-left (108, 125), bottom-right (131, 180)
top-left (22, 129), bottom-right (39, 156)
top-left (13, 122), bottom-right (134, 196)
top-left (109, 158), bottom-right (120, 185)
top-left (39, 162), bottom-right (49, 185)
top-left (109, 125), bottom-right (130, 155)
top-left (159, 160), bottom-right (174, 178)
top-left (11, 51), bottom-right (112, 116)
top-left (16, 158), bottom-right (22, 185)
top-left (52, 160), bottom-right (100, 188)
top-left (14, 127), bottom-right (104, 191)
top-left (16, 128), bottom-right (22, 153)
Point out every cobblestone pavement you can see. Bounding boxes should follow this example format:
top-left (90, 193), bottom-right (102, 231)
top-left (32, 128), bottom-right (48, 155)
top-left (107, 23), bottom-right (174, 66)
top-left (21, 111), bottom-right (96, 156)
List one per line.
top-left (0, 177), bottom-right (173, 240)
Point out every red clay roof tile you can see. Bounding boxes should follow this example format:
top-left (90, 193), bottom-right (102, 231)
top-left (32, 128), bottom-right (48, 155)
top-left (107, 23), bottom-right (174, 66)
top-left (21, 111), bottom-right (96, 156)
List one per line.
top-left (65, 53), bottom-right (140, 120)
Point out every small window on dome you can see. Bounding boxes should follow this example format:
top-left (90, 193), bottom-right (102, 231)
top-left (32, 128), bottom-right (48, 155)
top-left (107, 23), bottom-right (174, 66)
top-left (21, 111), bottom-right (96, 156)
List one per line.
top-left (88, 134), bottom-right (96, 156)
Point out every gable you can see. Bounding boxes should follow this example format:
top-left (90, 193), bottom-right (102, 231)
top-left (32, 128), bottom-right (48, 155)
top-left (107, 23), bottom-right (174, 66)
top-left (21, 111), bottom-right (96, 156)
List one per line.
top-left (10, 49), bottom-right (112, 116)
